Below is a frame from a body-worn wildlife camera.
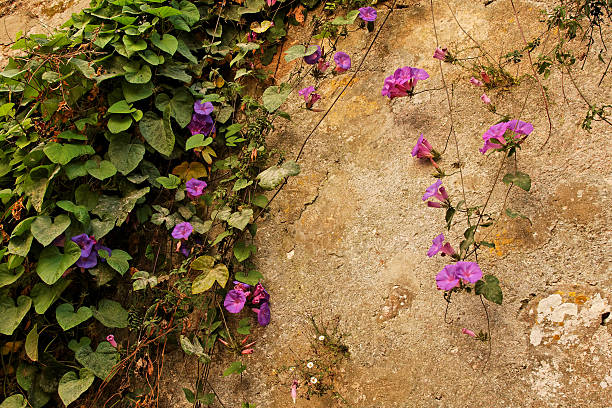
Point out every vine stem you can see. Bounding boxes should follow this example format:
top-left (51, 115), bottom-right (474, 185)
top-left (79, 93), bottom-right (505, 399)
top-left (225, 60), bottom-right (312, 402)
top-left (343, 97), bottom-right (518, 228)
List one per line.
top-left (509, 0), bottom-right (553, 149)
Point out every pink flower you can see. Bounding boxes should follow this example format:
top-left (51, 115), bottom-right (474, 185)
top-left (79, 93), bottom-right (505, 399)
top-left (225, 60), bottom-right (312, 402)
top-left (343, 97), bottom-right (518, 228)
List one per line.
top-left (381, 67), bottom-right (429, 99)
top-left (241, 348), bottom-right (254, 354)
top-left (411, 134), bottom-right (434, 159)
top-left (481, 70), bottom-right (491, 84)
top-left (298, 86), bottom-right (320, 110)
top-left (436, 265), bottom-right (459, 291)
top-left (291, 380), bottom-right (298, 404)
top-left (427, 234), bottom-right (456, 257)
top-left (247, 32), bottom-right (257, 42)
top-left (454, 261), bottom-right (483, 284)
top-left (433, 47), bottom-right (447, 61)
top-left (461, 328), bottom-right (476, 337)
top-left (266, 0), bottom-right (276, 5)
top-left (422, 180), bottom-right (449, 205)
top-left (481, 93), bottom-right (491, 104)
top-left (224, 289), bottom-right (247, 313)
top-left (333, 52), bottom-right (351, 73)
top-left (470, 77), bottom-right (483, 86)
top-left (106, 335), bottom-right (117, 348)
top-left (317, 58), bottom-right (330, 73)
top-left (479, 120), bottom-right (534, 154)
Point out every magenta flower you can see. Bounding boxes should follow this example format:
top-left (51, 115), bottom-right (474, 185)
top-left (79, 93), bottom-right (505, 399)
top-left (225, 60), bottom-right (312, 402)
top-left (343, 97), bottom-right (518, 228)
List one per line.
top-left (422, 180), bottom-right (449, 203)
top-left (433, 47), bottom-right (447, 61)
top-left (255, 302), bottom-right (271, 326)
top-left (333, 52), bottom-right (351, 73)
top-left (185, 178), bottom-right (207, 197)
top-left (481, 93), bottom-right (491, 104)
top-left (461, 328), bottom-right (476, 337)
top-left (381, 67), bottom-right (429, 99)
top-left (194, 101), bottom-right (214, 116)
top-left (317, 58), bottom-right (330, 72)
top-left (71, 234), bottom-right (96, 258)
top-left (291, 380), bottom-right (298, 404)
top-left (427, 234), bottom-right (445, 257)
top-left (224, 289), bottom-right (247, 313)
top-left (266, 0), bottom-right (276, 6)
top-left (441, 243), bottom-right (455, 256)
top-left (436, 265), bottom-right (460, 290)
top-left (233, 281), bottom-right (251, 294)
top-left (247, 32), bottom-right (257, 42)
top-left (106, 335), bottom-right (117, 348)
top-left (470, 77), bottom-right (483, 86)
top-left (479, 120), bottom-right (534, 154)
top-left (171, 222), bottom-right (193, 240)
top-left (481, 70), bottom-right (491, 84)
top-left (298, 86), bottom-right (320, 109)
top-left (411, 134), bottom-right (434, 159)
top-left (251, 283), bottom-right (270, 306)
top-left (187, 113), bottom-right (215, 136)
top-left (454, 261), bottom-right (483, 284)
top-left (358, 7), bottom-right (377, 21)
top-left (299, 86), bottom-right (315, 103)
top-left (303, 45), bottom-right (321, 65)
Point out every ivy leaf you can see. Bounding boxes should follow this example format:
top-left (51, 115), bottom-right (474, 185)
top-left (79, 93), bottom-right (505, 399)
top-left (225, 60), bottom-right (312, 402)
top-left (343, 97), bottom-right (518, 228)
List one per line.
top-left (139, 110), bottom-right (175, 156)
top-left (25, 324), bottom-right (38, 361)
top-left (223, 361), bottom-right (246, 376)
top-left (332, 9), bottom-right (360, 25)
top-left (284, 44), bottom-right (318, 62)
top-left (502, 171), bottom-right (531, 191)
top-left (122, 35), bottom-right (147, 53)
top-left (36, 241), bottom-right (81, 285)
top-left (192, 264), bottom-right (229, 294)
top-left (256, 161), bottom-right (300, 190)
top-left (92, 299), bottom-right (128, 328)
top-left (151, 32), bottom-right (178, 55)
top-left (56, 303), bottom-right (93, 331)
top-left (30, 279), bottom-right (71, 314)
top-left (0, 296), bottom-right (31, 335)
top-left (262, 83), bottom-right (292, 112)
top-left (75, 342), bottom-right (119, 380)
top-left (108, 134), bottom-right (145, 175)
top-left (233, 241), bottom-right (256, 262)
top-left (0, 264), bottom-right (25, 288)
top-left (43, 143), bottom-right (94, 165)
top-left (99, 249), bottom-right (131, 275)
top-left (475, 275), bottom-right (503, 305)
top-left (30, 215), bottom-right (71, 246)
top-left (85, 159), bottom-right (117, 180)
top-left (227, 209), bottom-right (253, 231)
top-left (58, 370), bottom-right (95, 407)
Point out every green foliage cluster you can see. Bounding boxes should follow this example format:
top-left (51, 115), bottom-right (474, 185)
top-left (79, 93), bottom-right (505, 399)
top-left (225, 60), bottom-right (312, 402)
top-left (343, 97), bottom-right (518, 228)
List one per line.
top-left (0, 0), bottom-right (315, 405)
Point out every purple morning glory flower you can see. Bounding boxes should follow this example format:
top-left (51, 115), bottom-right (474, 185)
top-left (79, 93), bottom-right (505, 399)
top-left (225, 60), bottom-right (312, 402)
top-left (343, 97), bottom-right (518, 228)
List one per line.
top-left (479, 120), bottom-right (533, 154)
top-left (436, 264), bottom-right (459, 291)
top-left (411, 134), bottom-right (434, 159)
top-left (333, 52), bottom-right (351, 73)
top-left (303, 45), bottom-right (321, 65)
top-left (185, 178), bottom-right (207, 197)
top-left (233, 281), bottom-right (251, 294)
top-left (454, 261), bottom-right (483, 284)
top-left (194, 101), bottom-right (214, 116)
top-left (71, 233), bottom-right (96, 258)
top-left (298, 86), bottom-right (320, 110)
top-left (224, 289), bottom-right (247, 313)
top-left (256, 302), bottom-right (271, 326)
top-left (427, 233), bottom-right (445, 257)
top-left (422, 180), bottom-right (449, 205)
top-left (187, 113), bottom-right (215, 137)
top-left (358, 7), bottom-right (377, 22)
top-left (171, 222), bottom-right (193, 240)
top-left (381, 67), bottom-right (429, 99)
top-left (76, 250), bottom-right (98, 269)
top-left (433, 47), bottom-right (448, 61)
top-left (299, 86), bottom-right (315, 103)
top-left (317, 59), bottom-right (330, 72)
top-left (251, 283), bottom-right (269, 306)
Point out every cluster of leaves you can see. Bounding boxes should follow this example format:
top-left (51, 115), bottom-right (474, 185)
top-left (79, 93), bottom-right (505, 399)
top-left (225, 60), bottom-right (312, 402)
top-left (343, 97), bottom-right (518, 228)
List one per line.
top-left (0, 0), bottom-right (327, 405)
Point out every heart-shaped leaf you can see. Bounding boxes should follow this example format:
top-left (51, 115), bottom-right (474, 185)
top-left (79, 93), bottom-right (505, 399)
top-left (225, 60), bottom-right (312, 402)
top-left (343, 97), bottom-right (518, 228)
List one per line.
top-left (31, 215), bottom-right (71, 246)
top-left (0, 296), bottom-right (32, 335)
top-left (151, 32), bottom-right (178, 55)
top-left (0, 394), bottom-right (27, 408)
top-left (139, 110), bottom-right (175, 156)
top-left (43, 143), bottom-right (94, 165)
top-left (192, 264), bottom-right (229, 294)
top-left (250, 20), bottom-right (273, 33)
top-left (75, 342), bottom-right (119, 379)
top-left (25, 324), bottom-right (39, 361)
top-left (30, 279), bottom-right (71, 314)
top-left (284, 44), bottom-right (318, 62)
top-left (58, 369), bottom-right (95, 406)
top-left (108, 134), bottom-right (145, 175)
top-left (475, 274), bottom-right (503, 305)
top-left (56, 303), bottom-right (93, 331)
top-left (85, 159), bottom-right (117, 180)
top-left (234, 270), bottom-right (263, 286)
top-left (261, 83), bottom-right (291, 112)
top-left (502, 171), bottom-right (531, 192)
top-left (257, 161), bottom-right (300, 190)
top-left (98, 249), bottom-right (131, 275)
top-left (227, 209), bottom-right (253, 231)
top-left (92, 299), bottom-right (128, 328)
top-left (36, 240), bottom-right (81, 285)
top-left (107, 114), bottom-right (133, 133)
top-left (191, 255), bottom-right (214, 271)
top-left (0, 264), bottom-right (25, 288)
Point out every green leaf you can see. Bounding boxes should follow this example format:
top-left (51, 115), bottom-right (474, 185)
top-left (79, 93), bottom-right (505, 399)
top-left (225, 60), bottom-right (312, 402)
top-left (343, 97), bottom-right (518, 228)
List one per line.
top-left (122, 80), bottom-right (154, 103)
top-left (223, 361), bottom-right (246, 376)
top-left (167, 88), bottom-right (194, 128)
top-left (237, 318), bottom-right (250, 335)
top-left (30, 215), bottom-right (71, 246)
top-left (43, 143), bottom-right (94, 165)
top-left (92, 299), bottom-right (128, 328)
top-left (75, 341), bottom-right (119, 379)
top-left (505, 208), bottom-right (531, 223)
top-left (262, 83), bottom-right (292, 112)
top-left (251, 195), bottom-right (268, 208)
top-left (256, 161), bottom-right (300, 190)
top-left (146, 6), bottom-right (183, 18)
top-left (0, 395), bottom-right (27, 408)
top-left (233, 241), bottom-right (256, 262)
top-left (139, 110), bottom-right (175, 156)
top-left (192, 264), bottom-right (229, 294)
top-left (475, 274), bottom-right (503, 305)
top-left (107, 100), bottom-right (135, 114)
top-left (191, 255), bottom-right (215, 271)
top-left (211, 230), bottom-right (231, 246)
top-left (332, 9), bottom-right (359, 25)
top-left (92, 187), bottom-right (149, 228)
top-left (25, 324), bottom-right (39, 361)
top-left (156, 174), bottom-right (181, 189)
top-left (109, 134), bottom-right (145, 175)
top-left (180, 335), bottom-right (207, 358)
top-left (138, 50), bottom-right (165, 66)
top-left (227, 209), bottom-right (253, 231)
top-left (30, 279), bottom-right (71, 314)
top-left (57, 201), bottom-right (90, 225)
top-left (99, 249), bottom-right (132, 275)
top-left (445, 207), bottom-right (456, 230)
top-left (8, 233), bottom-right (33, 257)
top-left (0, 265), bottom-right (25, 288)
top-left (502, 171), bottom-right (531, 191)
top-left (58, 370), bottom-right (95, 407)
top-left (185, 134), bottom-right (213, 150)
top-left (158, 61), bottom-right (192, 82)
top-left (232, 178), bottom-right (252, 191)
top-left (107, 114), bottom-right (133, 133)
top-left (56, 303), bottom-right (93, 331)
top-left (174, 1), bottom-right (200, 26)
top-left (123, 35), bottom-right (147, 53)
top-left (284, 44), bottom-right (318, 62)
top-left (234, 270), bottom-right (263, 286)
top-left (124, 64), bottom-right (152, 84)
top-left (0, 296), bottom-right (31, 335)
top-left (36, 241), bottom-right (81, 285)
top-left (151, 32), bottom-right (178, 55)
top-left (85, 159), bottom-right (117, 180)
